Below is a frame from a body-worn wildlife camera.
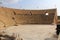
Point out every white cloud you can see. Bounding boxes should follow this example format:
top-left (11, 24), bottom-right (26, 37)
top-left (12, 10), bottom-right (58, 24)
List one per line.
top-left (6, 0), bottom-right (19, 3)
top-left (1, 0), bottom-right (21, 4)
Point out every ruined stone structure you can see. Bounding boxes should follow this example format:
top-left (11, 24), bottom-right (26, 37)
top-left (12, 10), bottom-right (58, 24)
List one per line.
top-left (14, 9), bottom-right (57, 24)
top-left (0, 7), bottom-right (57, 28)
top-left (0, 7), bottom-right (58, 40)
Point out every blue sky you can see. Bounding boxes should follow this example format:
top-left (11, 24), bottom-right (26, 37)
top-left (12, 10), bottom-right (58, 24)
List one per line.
top-left (0, 0), bottom-right (60, 16)
top-left (2, 0), bottom-right (56, 9)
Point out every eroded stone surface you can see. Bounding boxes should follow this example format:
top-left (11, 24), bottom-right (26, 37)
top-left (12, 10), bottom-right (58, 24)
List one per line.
top-left (1, 25), bottom-right (56, 40)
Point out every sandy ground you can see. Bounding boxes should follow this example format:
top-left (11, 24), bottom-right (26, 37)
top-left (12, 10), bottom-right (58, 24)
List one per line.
top-left (1, 25), bottom-right (57, 40)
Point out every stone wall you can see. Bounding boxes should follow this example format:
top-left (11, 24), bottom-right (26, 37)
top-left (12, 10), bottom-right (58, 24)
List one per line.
top-left (14, 9), bottom-right (57, 24)
top-left (0, 7), bottom-right (57, 28)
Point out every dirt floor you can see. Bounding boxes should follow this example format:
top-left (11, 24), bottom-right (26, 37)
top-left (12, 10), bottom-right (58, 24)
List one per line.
top-left (1, 25), bottom-right (58, 40)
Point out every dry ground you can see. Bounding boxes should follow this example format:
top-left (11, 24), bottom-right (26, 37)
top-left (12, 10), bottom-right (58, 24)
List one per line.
top-left (1, 25), bottom-right (57, 40)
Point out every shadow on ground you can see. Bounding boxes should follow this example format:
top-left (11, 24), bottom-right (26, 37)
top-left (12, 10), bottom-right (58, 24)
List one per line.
top-left (45, 38), bottom-right (57, 40)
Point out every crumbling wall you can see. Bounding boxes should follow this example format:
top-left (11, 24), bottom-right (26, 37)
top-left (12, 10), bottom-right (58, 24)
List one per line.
top-left (0, 8), bottom-right (57, 28)
top-left (0, 8), bottom-right (16, 28)
top-left (14, 9), bottom-right (57, 24)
